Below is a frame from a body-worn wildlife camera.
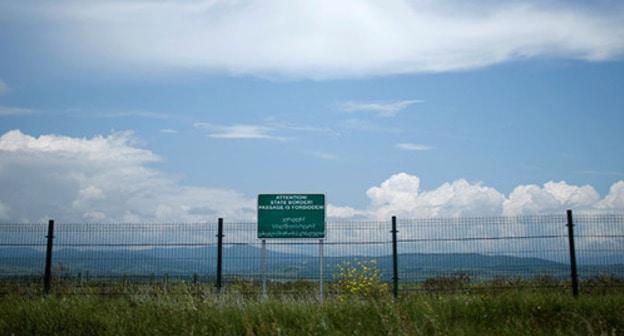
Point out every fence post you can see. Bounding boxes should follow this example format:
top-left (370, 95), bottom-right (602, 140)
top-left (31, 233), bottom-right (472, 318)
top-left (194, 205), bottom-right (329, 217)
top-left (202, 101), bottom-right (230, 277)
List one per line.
top-left (566, 209), bottom-right (579, 297)
top-left (44, 219), bottom-right (55, 295)
top-left (216, 217), bottom-right (224, 292)
top-left (391, 215), bottom-right (399, 299)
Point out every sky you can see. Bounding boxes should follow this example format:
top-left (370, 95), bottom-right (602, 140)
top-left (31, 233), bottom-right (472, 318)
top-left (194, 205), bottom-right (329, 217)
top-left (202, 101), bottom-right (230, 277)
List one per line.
top-left (0, 0), bottom-right (624, 223)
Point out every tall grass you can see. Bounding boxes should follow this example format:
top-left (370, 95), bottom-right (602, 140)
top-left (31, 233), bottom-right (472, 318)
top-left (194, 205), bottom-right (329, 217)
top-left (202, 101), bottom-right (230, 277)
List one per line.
top-left (0, 290), bottom-right (623, 335)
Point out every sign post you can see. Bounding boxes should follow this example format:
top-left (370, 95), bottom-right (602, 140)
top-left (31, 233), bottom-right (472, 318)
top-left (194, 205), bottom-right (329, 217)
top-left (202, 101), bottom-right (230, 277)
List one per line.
top-left (319, 239), bottom-right (324, 303)
top-left (261, 239), bottom-right (267, 298)
top-left (257, 194), bottom-right (326, 301)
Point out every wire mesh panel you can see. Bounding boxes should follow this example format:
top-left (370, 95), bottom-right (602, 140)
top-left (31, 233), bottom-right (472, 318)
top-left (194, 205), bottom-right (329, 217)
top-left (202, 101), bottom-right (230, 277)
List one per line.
top-left (396, 215), bottom-right (571, 291)
top-left (52, 223), bottom-right (217, 281)
top-left (573, 212), bottom-right (624, 292)
top-left (0, 223), bottom-right (48, 295)
top-left (0, 223), bottom-right (47, 279)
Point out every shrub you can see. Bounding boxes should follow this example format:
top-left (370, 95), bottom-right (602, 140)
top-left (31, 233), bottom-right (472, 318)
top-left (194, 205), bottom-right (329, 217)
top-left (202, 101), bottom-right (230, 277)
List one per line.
top-left (333, 259), bottom-right (389, 299)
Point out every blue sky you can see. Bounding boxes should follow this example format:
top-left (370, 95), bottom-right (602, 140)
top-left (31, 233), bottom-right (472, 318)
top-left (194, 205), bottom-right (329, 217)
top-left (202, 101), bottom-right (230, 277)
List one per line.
top-left (0, 0), bottom-right (623, 222)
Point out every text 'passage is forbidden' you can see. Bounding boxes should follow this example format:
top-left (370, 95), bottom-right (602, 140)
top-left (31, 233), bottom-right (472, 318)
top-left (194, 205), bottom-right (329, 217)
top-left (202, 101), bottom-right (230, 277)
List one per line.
top-left (257, 194), bottom-right (326, 238)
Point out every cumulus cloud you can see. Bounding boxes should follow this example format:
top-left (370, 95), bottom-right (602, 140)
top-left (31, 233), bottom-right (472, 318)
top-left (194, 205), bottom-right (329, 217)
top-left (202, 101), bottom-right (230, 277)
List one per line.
top-left (365, 173), bottom-right (506, 219)
top-left (361, 173), bottom-right (622, 220)
top-left (396, 143), bottom-right (432, 151)
top-left (353, 173), bottom-right (624, 256)
top-left (3, 0), bottom-right (623, 79)
top-left (503, 181), bottom-right (600, 216)
top-left (0, 129), bottom-right (255, 223)
top-left (340, 100), bottom-right (423, 117)
top-left (596, 181), bottom-right (624, 209)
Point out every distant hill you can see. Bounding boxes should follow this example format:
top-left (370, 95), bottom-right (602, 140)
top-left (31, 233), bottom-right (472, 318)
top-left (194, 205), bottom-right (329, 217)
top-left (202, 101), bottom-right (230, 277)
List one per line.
top-left (1, 245), bottom-right (622, 281)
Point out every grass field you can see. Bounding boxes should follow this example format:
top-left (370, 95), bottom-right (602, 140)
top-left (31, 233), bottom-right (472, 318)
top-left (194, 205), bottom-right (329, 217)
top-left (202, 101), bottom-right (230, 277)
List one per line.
top-left (1, 287), bottom-right (623, 336)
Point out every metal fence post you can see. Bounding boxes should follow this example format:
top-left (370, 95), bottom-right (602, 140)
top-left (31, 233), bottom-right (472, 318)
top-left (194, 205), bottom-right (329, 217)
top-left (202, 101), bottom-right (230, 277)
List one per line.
top-left (391, 216), bottom-right (399, 299)
top-left (216, 218), bottom-right (224, 292)
top-left (566, 209), bottom-right (579, 297)
top-left (44, 219), bottom-right (55, 295)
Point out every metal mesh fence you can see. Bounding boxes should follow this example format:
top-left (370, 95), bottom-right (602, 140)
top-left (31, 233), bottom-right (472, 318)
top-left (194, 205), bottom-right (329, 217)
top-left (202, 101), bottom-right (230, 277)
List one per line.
top-left (0, 211), bottom-right (622, 296)
top-left (573, 213), bottom-right (624, 292)
top-left (396, 215), bottom-right (570, 284)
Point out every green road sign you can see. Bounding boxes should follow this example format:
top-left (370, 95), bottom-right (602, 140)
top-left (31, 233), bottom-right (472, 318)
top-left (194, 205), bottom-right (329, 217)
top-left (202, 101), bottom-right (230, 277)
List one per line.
top-left (257, 194), bottom-right (326, 238)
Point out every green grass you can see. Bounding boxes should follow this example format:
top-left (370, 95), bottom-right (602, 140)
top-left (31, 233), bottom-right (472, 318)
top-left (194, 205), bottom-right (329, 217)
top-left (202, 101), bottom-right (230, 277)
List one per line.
top-left (1, 289), bottom-right (623, 335)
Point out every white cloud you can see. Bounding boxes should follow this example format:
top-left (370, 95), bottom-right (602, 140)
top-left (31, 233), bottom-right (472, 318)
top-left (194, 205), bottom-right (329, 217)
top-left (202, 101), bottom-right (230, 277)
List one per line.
top-left (365, 173), bottom-right (506, 219)
top-left (361, 173), bottom-right (622, 220)
top-left (396, 143), bottom-right (432, 151)
top-left (340, 100), bottom-right (423, 117)
top-left (0, 106), bottom-right (33, 116)
top-left (502, 181), bottom-right (600, 216)
top-left (194, 119), bottom-right (339, 141)
top-left (0, 129), bottom-right (255, 223)
top-left (160, 129), bottom-right (178, 134)
top-left (193, 122), bottom-right (285, 141)
top-left (0, 129), bottom-right (157, 163)
top-left (4, 0), bottom-right (623, 79)
top-left (596, 181), bottom-right (624, 209)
